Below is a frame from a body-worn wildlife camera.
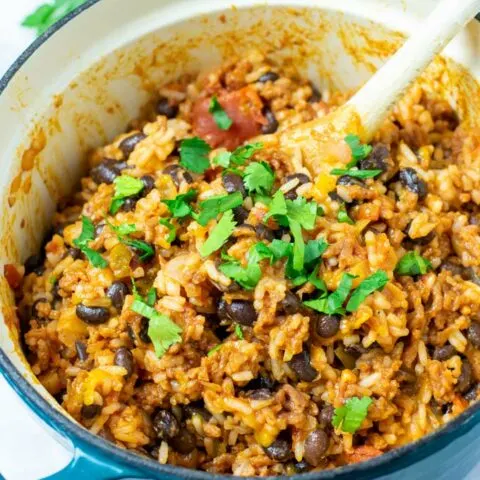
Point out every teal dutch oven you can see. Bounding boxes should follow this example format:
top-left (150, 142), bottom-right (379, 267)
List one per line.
top-left (1, 0), bottom-right (480, 478)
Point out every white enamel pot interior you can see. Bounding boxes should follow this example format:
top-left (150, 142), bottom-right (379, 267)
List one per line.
top-left (1, 0), bottom-right (480, 479)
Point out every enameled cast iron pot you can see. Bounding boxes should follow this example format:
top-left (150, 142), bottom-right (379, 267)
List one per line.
top-left (1, 1), bottom-right (480, 478)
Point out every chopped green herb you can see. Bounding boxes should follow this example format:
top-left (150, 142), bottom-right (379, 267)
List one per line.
top-left (286, 196), bottom-right (318, 231)
top-left (213, 151), bottom-right (232, 168)
top-left (110, 176), bottom-right (144, 214)
top-left (330, 168), bottom-right (382, 179)
top-left (304, 239), bottom-right (329, 266)
top-left (234, 324), bottom-right (244, 339)
top-left (22, 0), bottom-right (87, 36)
top-left (332, 396), bottom-right (372, 433)
top-left (337, 205), bottom-right (354, 225)
top-left (264, 189), bottom-right (287, 221)
top-left (243, 161), bottom-right (275, 194)
top-left (48, 275), bottom-right (57, 285)
top-left (230, 143), bottom-right (263, 165)
top-left (159, 219), bottom-right (176, 243)
top-left (220, 242), bottom-right (273, 289)
top-left (111, 223), bottom-right (137, 236)
top-left (146, 288), bottom-right (157, 307)
top-left (73, 216), bottom-right (108, 269)
top-left (346, 270), bottom-right (389, 312)
top-left (289, 220), bottom-right (305, 271)
top-left (200, 210), bottom-right (236, 257)
top-left (131, 278), bottom-right (142, 301)
top-left (308, 265), bottom-right (328, 292)
top-left (196, 192), bottom-right (243, 226)
top-left (179, 137), bottom-right (211, 174)
top-left (395, 251), bottom-right (433, 276)
top-left (207, 344), bottom-right (222, 356)
top-left (344, 134), bottom-right (372, 168)
top-left (268, 239), bottom-right (292, 261)
top-left (123, 239), bottom-right (155, 262)
top-left (131, 299), bottom-right (182, 357)
top-left (162, 189), bottom-right (197, 218)
top-left (209, 96), bottom-right (233, 131)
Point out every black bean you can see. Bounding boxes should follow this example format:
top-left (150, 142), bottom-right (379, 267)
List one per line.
top-left (139, 317), bottom-right (151, 343)
top-left (106, 281), bottom-right (130, 310)
top-left (156, 97), bottom-right (179, 119)
top-left (468, 322), bottom-right (480, 348)
top-left (121, 197), bottom-right (138, 212)
top-left (91, 159), bottom-right (121, 185)
top-left (457, 360), bottom-right (473, 393)
top-left (399, 168), bottom-right (427, 199)
top-left (81, 404), bottom-right (102, 419)
top-left (255, 224), bottom-right (275, 242)
top-left (258, 71), bottom-right (280, 83)
top-left (222, 173), bottom-right (246, 197)
top-left (279, 292), bottom-right (303, 315)
top-left (432, 344), bottom-right (456, 361)
top-left (25, 254), bottom-right (44, 275)
top-left (114, 160), bottom-right (129, 172)
top-left (440, 260), bottom-right (466, 277)
top-left (303, 430), bottom-right (329, 466)
top-left (337, 175), bottom-right (366, 187)
top-left (233, 206), bottom-right (249, 224)
top-left (283, 173), bottom-right (311, 200)
top-left (318, 405), bottom-right (334, 428)
top-left (76, 304), bottom-right (110, 325)
top-left (261, 107), bottom-right (279, 134)
top-left (218, 299), bottom-right (257, 326)
top-left (464, 383), bottom-right (479, 402)
top-left (75, 341), bottom-right (88, 362)
top-left (308, 84), bottom-right (322, 103)
top-left (264, 437), bottom-right (293, 462)
top-left (141, 175), bottom-right (155, 194)
top-left (288, 350), bottom-right (318, 382)
top-left (184, 403), bottom-right (212, 421)
top-left (119, 133), bottom-right (147, 159)
top-left (294, 461), bottom-right (311, 473)
top-left (162, 164), bottom-right (193, 187)
top-left (403, 229), bottom-right (436, 247)
top-left (359, 144), bottom-right (389, 172)
top-left (68, 248), bottom-right (82, 260)
top-left (246, 388), bottom-right (272, 400)
top-left (315, 314), bottom-right (341, 338)
top-left (170, 429), bottom-right (196, 454)
top-left (114, 347), bottom-right (134, 378)
top-left (153, 410), bottom-right (180, 440)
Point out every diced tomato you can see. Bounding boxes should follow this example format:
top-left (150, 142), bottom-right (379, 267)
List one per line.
top-left (192, 86), bottom-right (266, 150)
top-left (345, 445), bottom-right (382, 464)
top-left (4, 264), bottom-right (23, 289)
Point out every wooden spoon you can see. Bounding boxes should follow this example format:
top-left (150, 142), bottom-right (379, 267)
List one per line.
top-left (277, 0), bottom-right (480, 177)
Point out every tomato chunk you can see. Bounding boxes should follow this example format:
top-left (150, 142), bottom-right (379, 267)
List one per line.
top-left (4, 264), bottom-right (23, 289)
top-left (192, 86), bottom-right (266, 150)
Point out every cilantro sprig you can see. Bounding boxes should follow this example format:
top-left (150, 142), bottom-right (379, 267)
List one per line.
top-left (213, 143), bottom-right (263, 168)
top-left (131, 299), bottom-right (182, 357)
top-left (200, 210), bottom-right (236, 257)
top-left (395, 251), bottom-right (432, 276)
top-left (209, 96), bottom-right (233, 131)
top-left (330, 168), bottom-right (382, 179)
top-left (337, 205), bottom-right (354, 225)
top-left (162, 190), bottom-right (197, 218)
top-left (332, 396), bottom-right (372, 433)
top-left (344, 134), bottom-right (373, 168)
top-left (110, 176), bottom-right (144, 214)
top-left (73, 216), bottom-right (108, 269)
top-left (22, 0), bottom-right (87, 36)
top-left (179, 137), bottom-right (211, 174)
top-left (107, 220), bottom-right (154, 262)
top-left (196, 192), bottom-right (243, 226)
top-left (244, 162), bottom-right (275, 194)
top-left (159, 219), bottom-right (176, 244)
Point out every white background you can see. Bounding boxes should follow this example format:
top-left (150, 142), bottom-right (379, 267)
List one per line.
top-left (0, 1), bottom-right (479, 479)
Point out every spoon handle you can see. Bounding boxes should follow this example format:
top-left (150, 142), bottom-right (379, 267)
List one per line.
top-left (349, 0), bottom-right (480, 140)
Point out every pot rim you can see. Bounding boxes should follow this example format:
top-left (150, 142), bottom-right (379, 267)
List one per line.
top-left (1, 1), bottom-right (480, 478)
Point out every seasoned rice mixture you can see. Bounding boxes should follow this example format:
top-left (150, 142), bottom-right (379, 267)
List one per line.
top-left (12, 50), bottom-right (480, 475)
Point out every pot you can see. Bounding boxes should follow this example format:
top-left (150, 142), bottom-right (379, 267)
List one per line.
top-left (1, 1), bottom-right (480, 478)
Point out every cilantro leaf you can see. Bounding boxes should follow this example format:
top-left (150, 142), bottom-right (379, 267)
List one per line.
top-left (159, 218), bottom-right (176, 243)
top-left (304, 238), bottom-right (329, 265)
top-left (146, 288), bottom-right (157, 307)
top-left (196, 192), bottom-right (243, 226)
top-left (230, 143), bottom-right (263, 165)
top-left (110, 176), bottom-right (144, 214)
top-left (200, 210), bottom-right (236, 257)
top-left (395, 251), bottom-right (433, 276)
top-left (220, 242), bottom-right (273, 289)
top-left (346, 270), bottom-right (389, 312)
top-left (209, 96), bottom-right (233, 131)
top-left (207, 344), bottom-right (222, 356)
top-left (235, 324), bottom-right (244, 339)
top-left (244, 161), bottom-right (275, 194)
top-left (179, 137), bottom-right (211, 174)
top-left (131, 299), bottom-right (182, 357)
top-left (22, 0), bottom-right (86, 36)
top-left (162, 189), bottom-right (197, 218)
top-left (286, 197), bottom-right (318, 230)
top-left (264, 189), bottom-right (287, 221)
top-left (123, 239), bottom-right (155, 262)
top-left (344, 134), bottom-right (373, 168)
top-left (269, 239), bottom-right (292, 261)
top-left (332, 396), bottom-right (372, 433)
top-left (213, 151), bottom-right (232, 168)
top-left (338, 205), bottom-right (354, 225)
top-left (73, 216), bottom-right (108, 269)
top-left (330, 168), bottom-right (382, 179)
top-left (289, 219), bottom-right (305, 271)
